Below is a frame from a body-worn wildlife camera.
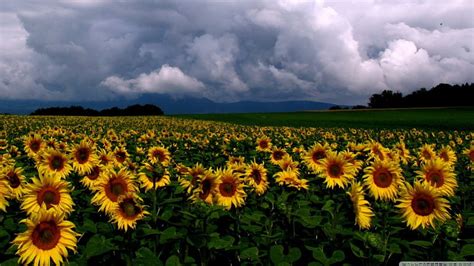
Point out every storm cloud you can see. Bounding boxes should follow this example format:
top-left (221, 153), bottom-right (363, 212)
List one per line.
top-left (1, 0), bottom-right (473, 104)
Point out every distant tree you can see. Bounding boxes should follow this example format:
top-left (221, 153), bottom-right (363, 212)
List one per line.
top-left (31, 104), bottom-right (164, 116)
top-left (352, 105), bottom-right (367, 110)
top-left (367, 83), bottom-right (474, 108)
top-left (329, 105), bottom-right (342, 110)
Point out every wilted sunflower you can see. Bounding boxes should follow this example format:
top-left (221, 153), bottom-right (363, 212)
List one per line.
top-left (416, 158), bottom-right (457, 197)
top-left (189, 169), bottom-right (217, 204)
top-left (347, 182), bottom-right (374, 230)
top-left (110, 193), bottom-right (148, 232)
top-left (303, 143), bottom-right (330, 173)
top-left (38, 149), bottom-right (73, 180)
top-left (24, 134), bottom-right (44, 158)
top-left (319, 152), bottom-right (357, 189)
top-left (147, 146), bottom-right (171, 166)
top-left (12, 211), bottom-right (79, 266)
top-left (70, 140), bottom-right (98, 175)
top-left (256, 136), bottom-right (272, 152)
top-left (213, 168), bottom-right (246, 210)
top-left (270, 147), bottom-right (288, 165)
top-left (0, 179), bottom-right (9, 212)
top-left (397, 181), bottom-right (450, 230)
top-left (21, 175), bottom-right (74, 216)
top-left (363, 159), bottom-right (404, 201)
top-left (437, 146), bottom-right (457, 167)
top-left (2, 166), bottom-right (26, 200)
top-left (138, 162), bottom-right (170, 192)
top-left (244, 161), bottom-right (268, 196)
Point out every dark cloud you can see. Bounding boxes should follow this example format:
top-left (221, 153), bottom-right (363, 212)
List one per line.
top-left (1, 0), bottom-right (473, 104)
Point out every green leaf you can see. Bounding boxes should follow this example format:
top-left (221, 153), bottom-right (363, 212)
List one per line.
top-left (373, 255), bottom-right (385, 262)
top-left (461, 244), bottom-right (474, 257)
top-left (270, 245), bottom-right (301, 264)
top-left (0, 258), bottom-right (19, 266)
top-left (329, 250), bottom-right (345, 264)
top-left (160, 227), bottom-right (183, 244)
top-left (135, 247), bottom-right (162, 266)
top-left (84, 235), bottom-right (116, 259)
top-left (82, 219), bottom-right (97, 234)
top-left (165, 255), bottom-right (181, 266)
top-left (409, 240), bottom-right (432, 248)
top-left (350, 242), bottom-right (365, 258)
top-left (240, 247), bottom-right (259, 260)
top-left (388, 243), bottom-right (401, 254)
top-left (3, 218), bottom-right (16, 231)
top-left (208, 235), bottom-right (234, 250)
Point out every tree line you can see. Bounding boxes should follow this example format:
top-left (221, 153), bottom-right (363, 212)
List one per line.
top-left (30, 104), bottom-right (164, 116)
top-left (367, 83), bottom-right (473, 108)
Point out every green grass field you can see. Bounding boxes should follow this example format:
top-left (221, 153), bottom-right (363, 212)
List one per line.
top-left (175, 107), bottom-right (474, 130)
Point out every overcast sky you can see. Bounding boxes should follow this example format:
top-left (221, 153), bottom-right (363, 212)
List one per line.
top-left (1, 0), bottom-right (473, 104)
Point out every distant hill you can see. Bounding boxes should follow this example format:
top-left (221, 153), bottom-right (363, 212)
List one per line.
top-left (0, 94), bottom-right (337, 115)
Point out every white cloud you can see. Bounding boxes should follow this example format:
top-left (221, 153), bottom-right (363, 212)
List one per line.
top-left (101, 64), bottom-right (205, 97)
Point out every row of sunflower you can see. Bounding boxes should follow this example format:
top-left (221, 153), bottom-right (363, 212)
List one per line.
top-left (0, 116), bottom-right (473, 264)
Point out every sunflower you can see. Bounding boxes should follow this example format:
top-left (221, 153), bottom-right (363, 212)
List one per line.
top-left (113, 146), bottom-right (129, 166)
top-left (418, 144), bottom-right (436, 163)
top-left (70, 140), bottom-right (99, 175)
top-left (437, 146), bottom-right (457, 167)
top-left (80, 165), bottom-right (105, 189)
top-left (244, 161), bottom-right (268, 196)
top-left (341, 151), bottom-right (363, 172)
top-left (464, 144), bottom-right (474, 165)
top-left (365, 141), bottom-right (388, 161)
top-left (270, 147), bottom-right (288, 165)
top-left (179, 163), bottom-right (206, 194)
top-left (21, 175), bottom-right (74, 216)
top-left (416, 158), bottom-right (457, 197)
top-left (110, 193), bottom-right (148, 232)
top-left (97, 148), bottom-right (114, 168)
top-left (347, 182), bottom-right (374, 230)
top-left (138, 162), bottom-right (170, 192)
top-left (227, 156), bottom-right (247, 174)
top-left (91, 168), bottom-right (137, 215)
top-left (394, 141), bottom-right (411, 164)
top-left (213, 168), bottom-right (246, 210)
top-left (38, 149), bottom-right (73, 180)
top-left (0, 179), bottom-right (9, 212)
top-left (147, 146), bottom-right (171, 166)
top-left (303, 143), bottom-right (330, 173)
top-left (12, 211), bottom-right (79, 266)
top-left (1, 166), bottom-right (26, 200)
top-left (256, 136), bottom-right (272, 152)
top-left (319, 152), bottom-right (357, 189)
top-left (274, 169), bottom-right (309, 190)
top-left (189, 169), bottom-right (217, 204)
top-left (397, 181), bottom-right (451, 230)
top-left (24, 134), bottom-right (44, 158)
top-left (278, 155), bottom-right (299, 171)
top-left (363, 159), bottom-right (404, 201)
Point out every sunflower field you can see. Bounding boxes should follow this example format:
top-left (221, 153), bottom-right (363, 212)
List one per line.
top-left (0, 115), bottom-right (473, 265)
